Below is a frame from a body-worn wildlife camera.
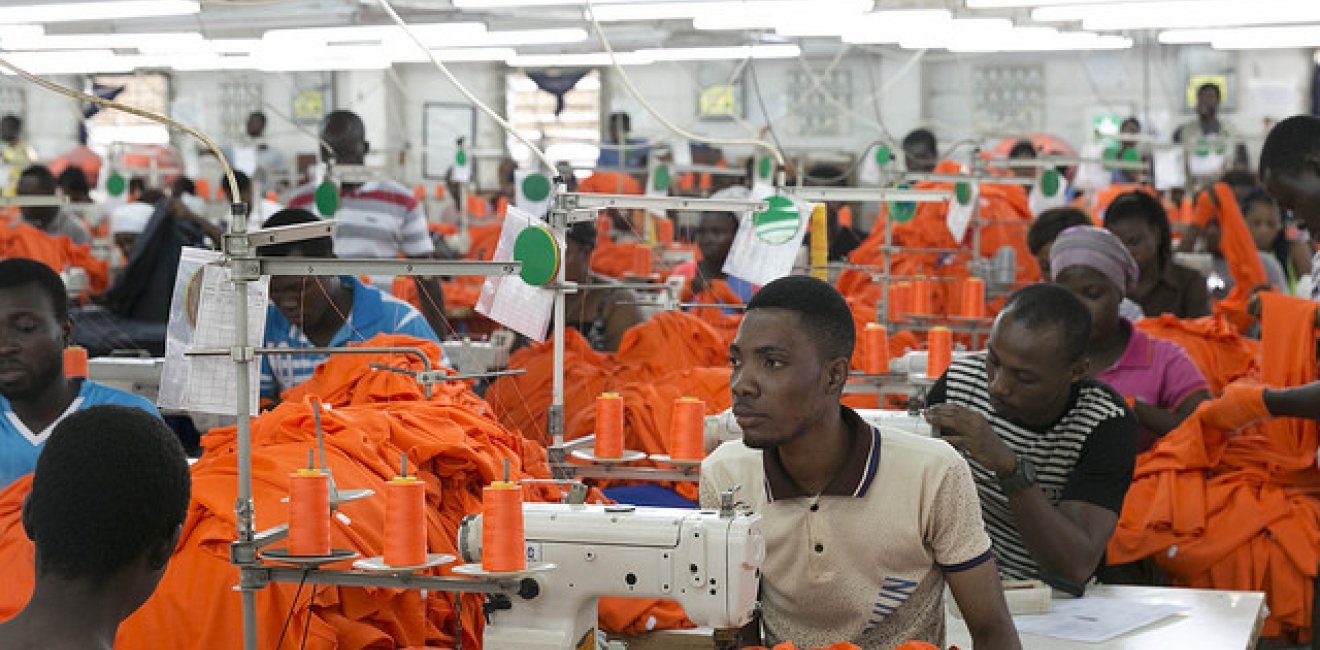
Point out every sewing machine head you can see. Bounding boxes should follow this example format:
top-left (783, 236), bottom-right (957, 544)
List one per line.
top-left (459, 502), bottom-right (763, 649)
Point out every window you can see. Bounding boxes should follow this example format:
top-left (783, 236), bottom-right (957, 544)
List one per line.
top-left (505, 70), bottom-right (601, 174)
top-left (88, 72), bottom-right (171, 147)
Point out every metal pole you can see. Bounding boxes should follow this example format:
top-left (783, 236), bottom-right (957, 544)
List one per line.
top-left (226, 199), bottom-right (260, 650)
top-left (550, 201), bottom-right (566, 447)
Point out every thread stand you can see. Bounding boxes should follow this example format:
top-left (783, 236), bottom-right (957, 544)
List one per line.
top-left (354, 554), bottom-right (457, 574)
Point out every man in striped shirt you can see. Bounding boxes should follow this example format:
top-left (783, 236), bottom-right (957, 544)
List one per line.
top-left (256, 209), bottom-right (442, 403)
top-left (286, 110), bottom-right (447, 335)
top-left (925, 284), bottom-right (1137, 595)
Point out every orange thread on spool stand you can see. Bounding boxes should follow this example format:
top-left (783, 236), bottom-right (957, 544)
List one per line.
top-left (961, 277), bottom-right (985, 319)
top-left (481, 482), bottom-right (526, 572)
top-left (910, 276), bottom-right (932, 315)
top-left (63, 346), bottom-right (88, 379)
top-left (288, 466), bottom-right (331, 557)
top-left (890, 281), bottom-right (912, 321)
top-left (385, 477), bottom-right (427, 567)
top-left (864, 323), bottom-right (889, 375)
top-left (668, 396), bottom-right (705, 461)
top-left (595, 392), bottom-right (624, 458)
top-left (927, 326), bottom-right (952, 379)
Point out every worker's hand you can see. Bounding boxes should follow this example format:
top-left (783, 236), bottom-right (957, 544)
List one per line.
top-left (925, 403), bottom-right (1015, 476)
top-left (1197, 382), bottom-right (1271, 433)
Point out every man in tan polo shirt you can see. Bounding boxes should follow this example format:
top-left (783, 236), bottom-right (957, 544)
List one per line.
top-left (700, 276), bottom-right (1019, 649)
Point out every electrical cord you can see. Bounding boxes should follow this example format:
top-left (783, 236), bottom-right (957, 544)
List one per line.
top-left (744, 59), bottom-right (787, 171)
top-left (0, 55), bottom-right (240, 202)
top-left (274, 570), bottom-right (310, 649)
top-left (583, 0), bottom-right (786, 169)
top-left (372, 0), bottom-right (557, 173)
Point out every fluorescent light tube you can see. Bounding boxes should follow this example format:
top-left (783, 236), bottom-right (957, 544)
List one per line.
top-left (1033, 0), bottom-right (1320, 30)
top-left (0, 1), bottom-right (199, 24)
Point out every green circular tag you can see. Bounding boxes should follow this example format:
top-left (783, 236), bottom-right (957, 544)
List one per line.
top-left (455, 149), bottom-right (467, 166)
top-left (875, 145), bottom-right (892, 166)
top-left (106, 172), bottom-right (126, 197)
top-left (757, 156), bottom-right (773, 180)
top-left (1040, 169), bottom-right (1061, 197)
top-left (955, 183), bottom-right (972, 205)
top-left (513, 226), bottom-right (561, 286)
top-left (653, 165), bottom-right (670, 191)
top-left (889, 202), bottom-right (916, 223)
top-left (315, 181), bottom-right (339, 216)
top-left (752, 195), bottom-right (801, 244)
top-left (522, 173), bottom-right (551, 202)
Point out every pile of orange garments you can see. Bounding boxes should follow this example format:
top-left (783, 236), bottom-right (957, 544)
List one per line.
top-left (0, 218), bottom-right (109, 296)
top-left (745, 643), bottom-right (862, 650)
top-left (487, 311), bottom-right (734, 500)
top-left (0, 334), bottom-right (695, 646)
top-left (1108, 294), bottom-right (1320, 643)
top-left (679, 278), bottom-right (746, 348)
top-left (1136, 315), bottom-right (1260, 394)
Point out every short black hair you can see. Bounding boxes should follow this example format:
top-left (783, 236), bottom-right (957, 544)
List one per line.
top-left (1008, 139), bottom-right (1037, 159)
top-left (0, 114), bottom-right (19, 127)
top-left (128, 176), bottom-right (147, 195)
top-left (1260, 115), bottom-right (1320, 179)
top-left (746, 275), bottom-right (854, 361)
top-left (171, 176), bottom-right (195, 197)
top-left (1120, 117), bottom-right (1141, 132)
top-left (27, 405), bottom-right (190, 584)
top-left (219, 169), bottom-right (252, 198)
top-left (258, 208), bottom-right (334, 257)
top-left (903, 128), bottom-right (936, 151)
top-left (57, 167), bottom-right (90, 196)
top-left (1242, 187), bottom-right (1276, 214)
top-left (565, 220), bottom-right (598, 248)
top-left (1104, 190), bottom-right (1172, 267)
top-left (999, 283), bottom-right (1091, 363)
top-left (1197, 82), bottom-right (1221, 99)
top-left (0, 258), bottom-right (69, 322)
top-left (18, 165), bottom-right (56, 193)
top-left (1028, 207), bottom-right (1093, 255)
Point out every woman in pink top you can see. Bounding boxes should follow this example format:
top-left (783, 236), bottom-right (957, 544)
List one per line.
top-left (1051, 226), bottom-right (1211, 452)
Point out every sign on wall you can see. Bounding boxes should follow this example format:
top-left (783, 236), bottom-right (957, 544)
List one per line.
top-left (424, 102), bottom-right (476, 181)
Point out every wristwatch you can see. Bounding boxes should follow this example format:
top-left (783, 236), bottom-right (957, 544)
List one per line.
top-left (998, 455), bottom-right (1037, 496)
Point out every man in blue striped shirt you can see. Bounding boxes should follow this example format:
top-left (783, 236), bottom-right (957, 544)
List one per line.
top-left (257, 209), bottom-right (442, 403)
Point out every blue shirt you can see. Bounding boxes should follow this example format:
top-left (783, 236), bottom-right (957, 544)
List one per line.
top-left (0, 380), bottom-right (160, 489)
top-left (596, 138), bottom-right (650, 170)
top-left (260, 277), bottom-right (443, 400)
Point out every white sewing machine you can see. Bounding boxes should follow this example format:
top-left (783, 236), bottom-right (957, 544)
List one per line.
top-left (458, 500), bottom-right (764, 650)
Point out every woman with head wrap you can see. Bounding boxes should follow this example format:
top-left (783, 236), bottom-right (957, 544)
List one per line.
top-left (1051, 226), bottom-right (1210, 451)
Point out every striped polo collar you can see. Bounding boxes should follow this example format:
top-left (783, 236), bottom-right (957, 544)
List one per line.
top-left (763, 407), bottom-right (882, 502)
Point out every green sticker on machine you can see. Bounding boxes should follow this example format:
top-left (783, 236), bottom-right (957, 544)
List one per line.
top-left (106, 172), bottom-right (126, 197)
top-left (513, 226), bottom-right (560, 286)
top-left (1040, 169), bottom-right (1061, 197)
top-left (522, 173), bottom-right (552, 202)
top-left (315, 181), bottom-right (339, 216)
top-left (757, 156), bottom-right (773, 180)
top-left (752, 195), bottom-right (801, 244)
top-left (455, 149), bottom-right (467, 166)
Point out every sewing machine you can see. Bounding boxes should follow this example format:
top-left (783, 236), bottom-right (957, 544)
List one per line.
top-left (458, 499), bottom-right (764, 650)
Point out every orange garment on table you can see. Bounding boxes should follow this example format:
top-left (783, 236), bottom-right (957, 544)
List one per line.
top-left (579, 171), bottom-right (643, 195)
top-left (465, 222), bottom-right (504, 262)
top-left (466, 193), bottom-right (490, 219)
top-left (391, 274), bottom-right (483, 312)
top-left (486, 327), bottom-right (617, 447)
top-left (1108, 296), bottom-right (1320, 643)
top-left (0, 219), bottom-right (109, 295)
top-left (1136, 315), bottom-right (1260, 394)
top-left (494, 195), bottom-right (510, 218)
top-left (680, 278), bottom-right (745, 348)
top-left (745, 643), bottom-right (862, 650)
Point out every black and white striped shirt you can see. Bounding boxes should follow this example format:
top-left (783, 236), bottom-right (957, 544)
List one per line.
top-left (927, 354), bottom-right (1137, 581)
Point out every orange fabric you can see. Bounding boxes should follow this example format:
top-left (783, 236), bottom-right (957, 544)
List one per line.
top-left (680, 279), bottom-right (745, 348)
top-left (1136, 315), bottom-right (1259, 394)
top-left (578, 172), bottom-right (643, 195)
top-left (0, 334), bottom-right (629, 648)
top-left (466, 194), bottom-right (489, 219)
top-left (745, 643), bottom-right (863, 650)
top-left (1109, 297), bottom-right (1320, 642)
top-left (1089, 184), bottom-right (1157, 223)
top-left (1205, 182), bottom-right (1270, 333)
top-left (0, 220), bottom-right (109, 296)
top-left (465, 223), bottom-right (504, 261)
top-left (390, 275), bottom-right (483, 312)
top-left (494, 195), bottom-right (509, 218)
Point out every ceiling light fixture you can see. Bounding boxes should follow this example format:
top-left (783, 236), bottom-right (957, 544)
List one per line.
top-left (1033, 0), bottom-right (1320, 31)
top-left (0, 1), bottom-right (199, 24)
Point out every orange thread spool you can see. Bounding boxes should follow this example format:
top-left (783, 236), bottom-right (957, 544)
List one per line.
top-left (385, 476), bottom-right (427, 567)
top-left (910, 276), bottom-right (932, 315)
top-left (890, 281), bottom-right (912, 320)
top-left (288, 469), bottom-right (331, 556)
top-left (195, 178), bottom-right (212, 202)
top-left (413, 184), bottom-right (426, 200)
top-left (668, 396), bottom-right (706, 461)
top-left (864, 323), bottom-right (889, 375)
top-left (63, 346), bottom-right (88, 379)
top-left (265, 191), bottom-right (278, 203)
top-left (632, 245), bottom-right (653, 277)
top-left (481, 482), bottom-right (526, 572)
top-left (927, 326), bottom-right (952, 379)
top-left (595, 393), bottom-right (625, 458)
top-left (961, 277), bottom-right (985, 319)
top-left (435, 184), bottom-right (446, 199)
